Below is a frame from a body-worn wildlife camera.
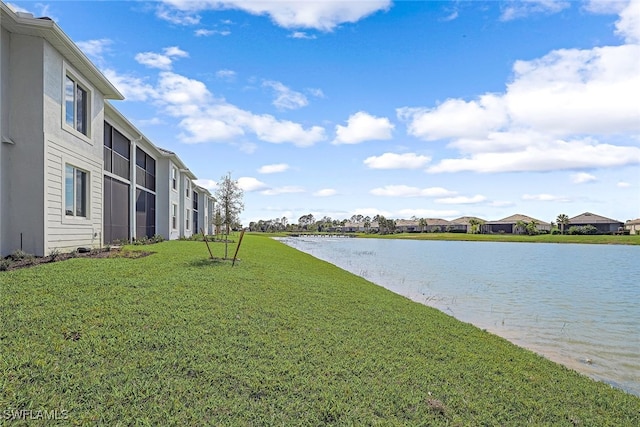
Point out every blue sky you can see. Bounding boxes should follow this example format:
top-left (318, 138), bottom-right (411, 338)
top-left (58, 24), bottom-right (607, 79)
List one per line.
top-left (10, 0), bottom-right (640, 225)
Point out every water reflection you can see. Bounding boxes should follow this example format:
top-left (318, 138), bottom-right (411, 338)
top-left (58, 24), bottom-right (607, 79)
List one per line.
top-left (278, 236), bottom-right (640, 396)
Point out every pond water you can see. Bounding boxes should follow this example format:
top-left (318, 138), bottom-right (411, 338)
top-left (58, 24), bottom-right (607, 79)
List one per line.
top-left (277, 236), bottom-right (640, 396)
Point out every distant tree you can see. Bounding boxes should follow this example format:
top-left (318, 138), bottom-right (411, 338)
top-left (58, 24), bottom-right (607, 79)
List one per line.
top-left (526, 220), bottom-right (539, 236)
top-left (298, 214), bottom-right (315, 230)
top-left (375, 215), bottom-right (387, 234)
top-left (418, 218), bottom-right (428, 233)
top-left (468, 218), bottom-right (482, 234)
top-left (213, 207), bottom-right (223, 236)
top-left (556, 214), bottom-right (569, 235)
top-left (215, 173), bottom-right (244, 258)
top-left (515, 220), bottom-right (527, 235)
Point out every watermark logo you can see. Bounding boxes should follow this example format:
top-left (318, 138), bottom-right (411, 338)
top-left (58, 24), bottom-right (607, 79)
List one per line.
top-left (2, 409), bottom-right (69, 421)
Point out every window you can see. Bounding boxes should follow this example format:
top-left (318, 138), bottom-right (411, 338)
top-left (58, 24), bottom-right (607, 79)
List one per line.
top-left (171, 204), bottom-right (178, 229)
top-left (171, 168), bottom-right (177, 190)
top-left (103, 122), bottom-right (130, 180)
top-left (185, 179), bottom-right (191, 198)
top-left (65, 165), bottom-right (88, 217)
top-left (65, 75), bottom-right (89, 135)
top-left (186, 209), bottom-right (191, 230)
top-left (135, 147), bottom-right (156, 191)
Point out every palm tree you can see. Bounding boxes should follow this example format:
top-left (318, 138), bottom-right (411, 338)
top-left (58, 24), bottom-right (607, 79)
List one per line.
top-left (468, 218), bottom-right (481, 234)
top-left (515, 220), bottom-right (527, 235)
top-left (556, 214), bottom-right (569, 235)
top-left (418, 218), bottom-right (427, 233)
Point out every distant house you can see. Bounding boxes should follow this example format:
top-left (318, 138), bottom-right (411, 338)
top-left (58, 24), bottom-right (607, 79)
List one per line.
top-left (395, 219), bottom-right (419, 233)
top-left (342, 221), bottom-right (378, 233)
top-left (568, 212), bottom-right (624, 234)
top-left (625, 218), bottom-right (640, 235)
top-left (342, 221), bottom-right (364, 233)
top-left (481, 214), bottom-right (551, 234)
top-left (420, 218), bottom-right (466, 233)
top-left (451, 216), bottom-right (486, 233)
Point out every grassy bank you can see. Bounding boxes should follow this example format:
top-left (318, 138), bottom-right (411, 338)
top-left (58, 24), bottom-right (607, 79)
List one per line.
top-left (1, 236), bottom-right (638, 425)
top-left (356, 232), bottom-right (640, 245)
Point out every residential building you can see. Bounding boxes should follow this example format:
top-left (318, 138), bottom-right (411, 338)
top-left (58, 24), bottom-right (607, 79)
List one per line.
top-left (625, 218), bottom-right (640, 235)
top-left (0, 4), bottom-right (214, 256)
top-left (481, 214), bottom-right (551, 234)
top-left (1, 4), bottom-right (122, 256)
top-left (568, 212), bottom-right (624, 234)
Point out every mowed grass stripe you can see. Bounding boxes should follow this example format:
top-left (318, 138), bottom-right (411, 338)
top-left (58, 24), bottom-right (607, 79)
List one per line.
top-left (1, 235), bottom-right (638, 426)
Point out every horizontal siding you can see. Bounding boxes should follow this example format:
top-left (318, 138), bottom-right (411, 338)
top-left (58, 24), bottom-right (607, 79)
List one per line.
top-left (45, 138), bottom-right (103, 253)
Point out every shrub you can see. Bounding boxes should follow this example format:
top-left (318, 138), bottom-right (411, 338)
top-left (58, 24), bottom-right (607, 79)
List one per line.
top-left (0, 259), bottom-right (11, 271)
top-left (9, 250), bottom-right (31, 261)
top-left (48, 248), bottom-right (61, 261)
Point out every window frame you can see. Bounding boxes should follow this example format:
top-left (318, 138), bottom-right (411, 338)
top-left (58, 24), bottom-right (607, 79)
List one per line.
top-left (62, 67), bottom-right (92, 140)
top-left (171, 203), bottom-right (178, 230)
top-left (171, 167), bottom-right (177, 191)
top-left (64, 164), bottom-right (89, 219)
top-left (186, 208), bottom-right (191, 231)
top-left (185, 178), bottom-right (191, 199)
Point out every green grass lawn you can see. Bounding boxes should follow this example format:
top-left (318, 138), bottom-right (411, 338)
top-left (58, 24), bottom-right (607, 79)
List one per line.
top-left (356, 232), bottom-right (640, 245)
top-left (1, 236), bottom-right (639, 425)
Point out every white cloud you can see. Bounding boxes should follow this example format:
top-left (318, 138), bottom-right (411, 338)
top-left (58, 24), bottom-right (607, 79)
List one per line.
top-left (427, 137), bottom-right (640, 173)
top-left (194, 179), bottom-right (217, 192)
top-left (500, 0), bottom-right (570, 21)
top-left (258, 163), bottom-right (289, 174)
top-left (263, 81), bottom-right (308, 110)
top-left (401, 2), bottom-right (640, 176)
top-left (307, 88), bottom-right (325, 98)
top-left (398, 94), bottom-right (507, 141)
top-left (76, 39), bottom-right (112, 64)
top-left (363, 152), bottom-right (431, 169)
top-left (370, 185), bottom-right (456, 197)
top-left (571, 172), bottom-right (597, 184)
top-left (333, 111), bottom-right (394, 144)
top-left (522, 193), bottom-right (571, 202)
top-left (156, 5), bottom-right (201, 25)
top-left (125, 71), bottom-right (324, 146)
top-left (314, 188), bottom-right (337, 197)
top-left (195, 29), bottom-right (215, 36)
top-left (159, 0), bottom-right (391, 31)
top-left (583, 0), bottom-right (628, 15)
top-left (135, 52), bottom-right (173, 70)
top-left (164, 46), bottom-right (189, 58)
top-left (195, 28), bottom-right (230, 36)
top-left (135, 46), bottom-right (189, 70)
top-left (617, 181), bottom-right (632, 188)
top-left (397, 208), bottom-right (461, 218)
top-left (103, 69), bottom-right (157, 102)
top-left (435, 195), bottom-right (487, 205)
top-left (615, 0), bottom-right (640, 43)
top-left (238, 177), bottom-right (268, 192)
top-left (216, 69), bottom-right (237, 80)
top-left (261, 186), bottom-right (305, 196)
top-left (289, 31), bottom-right (317, 39)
